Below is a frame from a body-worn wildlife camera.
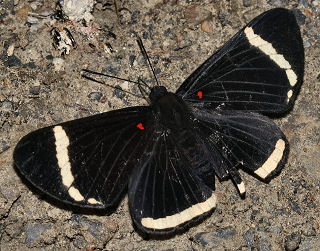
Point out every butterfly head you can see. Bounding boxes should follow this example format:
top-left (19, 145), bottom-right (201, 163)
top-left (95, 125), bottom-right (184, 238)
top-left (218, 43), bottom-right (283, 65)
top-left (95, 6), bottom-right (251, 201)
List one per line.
top-left (149, 86), bottom-right (168, 104)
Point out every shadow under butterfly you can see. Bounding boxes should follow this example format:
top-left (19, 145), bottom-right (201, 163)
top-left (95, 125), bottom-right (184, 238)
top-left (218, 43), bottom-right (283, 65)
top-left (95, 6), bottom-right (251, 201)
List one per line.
top-left (13, 8), bottom-right (304, 235)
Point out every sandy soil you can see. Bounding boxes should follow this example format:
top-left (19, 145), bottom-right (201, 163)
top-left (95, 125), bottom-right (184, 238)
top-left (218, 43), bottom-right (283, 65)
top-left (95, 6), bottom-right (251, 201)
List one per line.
top-left (0, 0), bottom-right (319, 250)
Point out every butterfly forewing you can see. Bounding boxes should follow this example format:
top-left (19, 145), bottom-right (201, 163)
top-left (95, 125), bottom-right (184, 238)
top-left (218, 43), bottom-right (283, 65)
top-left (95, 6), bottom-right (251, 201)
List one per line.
top-left (14, 107), bottom-right (154, 208)
top-left (176, 8), bottom-right (304, 114)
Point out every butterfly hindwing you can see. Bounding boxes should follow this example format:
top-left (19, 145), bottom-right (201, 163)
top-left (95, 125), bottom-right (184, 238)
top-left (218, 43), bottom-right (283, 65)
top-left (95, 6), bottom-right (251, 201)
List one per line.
top-left (14, 107), bottom-right (154, 208)
top-left (176, 8), bottom-right (304, 114)
top-left (193, 108), bottom-right (289, 185)
top-left (128, 125), bottom-right (216, 233)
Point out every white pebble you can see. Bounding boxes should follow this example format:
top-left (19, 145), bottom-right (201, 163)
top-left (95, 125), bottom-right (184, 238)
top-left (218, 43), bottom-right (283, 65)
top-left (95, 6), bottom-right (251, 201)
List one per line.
top-left (30, 2), bottom-right (38, 10)
top-left (53, 58), bottom-right (65, 71)
top-left (7, 44), bottom-right (14, 56)
top-left (60, 0), bottom-right (94, 22)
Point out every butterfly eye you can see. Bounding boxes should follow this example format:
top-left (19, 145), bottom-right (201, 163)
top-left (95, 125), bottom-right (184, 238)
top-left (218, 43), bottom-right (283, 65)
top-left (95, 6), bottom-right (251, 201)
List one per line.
top-left (136, 123), bottom-right (145, 130)
top-left (197, 91), bottom-right (203, 99)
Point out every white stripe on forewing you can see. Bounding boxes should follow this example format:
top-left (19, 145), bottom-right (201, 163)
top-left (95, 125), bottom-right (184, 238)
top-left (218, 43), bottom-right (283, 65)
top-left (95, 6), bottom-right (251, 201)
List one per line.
top-left (244, 27), bottom-right (297, 102)
top-left (68, 186), bottom-right (84, 201)
top-left (88, 198), bottom-right (103, 205)
top-left (237, 181), bottom-right (246, 194)
top-left (254, 139), bottom-right (286, 179)
top-left (286, 69), bottom-right (297, 88)
top-left (53, 126), bottom-right (74, 187)
top-left (53, 126), bottom-right (85, 202)
top-left (287, 90), bottom-right (293, 102)
top-left (141, 193), bottom-right (216, 230)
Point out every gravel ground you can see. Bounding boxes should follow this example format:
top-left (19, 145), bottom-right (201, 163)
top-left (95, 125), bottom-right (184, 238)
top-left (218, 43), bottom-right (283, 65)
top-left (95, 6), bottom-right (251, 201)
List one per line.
top-left (0, 0), bottom-right (319, 250)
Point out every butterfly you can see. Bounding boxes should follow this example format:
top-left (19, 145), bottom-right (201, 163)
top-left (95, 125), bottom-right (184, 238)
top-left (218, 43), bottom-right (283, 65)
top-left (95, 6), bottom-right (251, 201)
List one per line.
top-left (13, 8), bottom-right (304, 234)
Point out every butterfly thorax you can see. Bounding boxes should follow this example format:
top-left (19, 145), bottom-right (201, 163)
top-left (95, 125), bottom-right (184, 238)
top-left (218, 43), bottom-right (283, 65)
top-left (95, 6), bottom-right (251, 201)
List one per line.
top-left (150, 86), bottom-right (193, 130)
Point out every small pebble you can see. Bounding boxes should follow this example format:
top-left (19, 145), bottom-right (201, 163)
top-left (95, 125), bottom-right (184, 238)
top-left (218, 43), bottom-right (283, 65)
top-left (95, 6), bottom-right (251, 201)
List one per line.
top-left (258, 233), bottom-right (272, 251)
top-left (299, 236), bottom-right (320, 250)
top-left (24, 223), bottom-right (51, 247)
top-left (129, 55), bottom-right (136, 67)
top-left (299, 0), bottom-right (312, 8)
top-left (23, 62), bottom-right (37, 69)
top-left (162, 40), bottom-right (170, 48)
top-left (303, 40), bottom-right (311, 48)
top-left (95, 2), bottom-right (103, 11)
top-left (251, 194), bottom-right (259, 201)
top-left (129, 10), bottom-right (140, 25)
top-left (244, 228), bottom-right (255, 248)
top-left (102, 60), bottom-right (121, 75)
top-left (292, 9), bottom-right (306, 26)
top-left (142, 31), bottom-right (148, 39)
top-left (60, 0), bottom-right (94, 22)
top-left (1, 101), bottom-right (13, 111)
top-left (53, 58), bottom-right (65, 71)
top-left (73, 235), bottom-right (87, 248)
top-left (100, 96), bottom-right (107, 103)
top-left (70, 214), bottom-right (83, 223)
top-left (215, 226), bottom-right (236, 239)
top-left (46, 55), bottom-right (54, 60)
top-left (4, 55), bottom-right (22, 67)
top-left (113, 85), bottom-right (125, 99)
top-left (33, 79), bottom-right (40, 87)
top-left (193, 232), bottom-right (220, 247)
top-left (243, 0), bottom-right (255, 7)
top-left (87, 219), bottom-right (103, 239)
top-left (201, 20), bottom-right (213, 34)
top-left (301, 222), bottom-right (317, 237)
top-left (154, 68), bottom-right (161, 75)
top-left (274, 226), bottom-right (283, 234)
top-left (104, 220), bottom-right (118, 233)
top-left (26, 32), bottom-right (35, 42)
top-left (250, 210), bottom-right (259, 220)
top-left (29, 2), bottom-right (38, 10)
top-left (184, 4), bottom-right (212, 26)
top-left (164, 28), bottom-right (176, 40)
top-left (27, 15), bottom-right (39, 24)
top-left (0, 140), bottom-right (10, 153)
top-left (88, 92), bottom-right (103, 102)
top-left (29, 86), bottom-right (40, 95)
top-left (289, 198), bottom-right (302, 215)
top-left (267, 0), bottom-right (287, 5)
top-left (303, 197), bottom-right (316, 208)
top-left (276, 208), bottom-right (290, 216)
top-left (7, 44), bottom-right (14, 56)
top-left (284, 232), bottom-right (301, 251)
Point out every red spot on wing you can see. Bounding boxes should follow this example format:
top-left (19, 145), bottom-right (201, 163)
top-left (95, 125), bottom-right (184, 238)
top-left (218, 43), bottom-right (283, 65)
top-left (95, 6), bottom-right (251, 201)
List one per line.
top-left (137, 123), bottom-right (144, 130)
top-left (197, 91), bottom-right (203, 99)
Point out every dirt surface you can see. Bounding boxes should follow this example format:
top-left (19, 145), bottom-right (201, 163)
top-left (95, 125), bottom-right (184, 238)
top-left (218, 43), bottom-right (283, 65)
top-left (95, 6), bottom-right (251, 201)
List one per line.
top-left (0, 0), bottom-right (319, 250)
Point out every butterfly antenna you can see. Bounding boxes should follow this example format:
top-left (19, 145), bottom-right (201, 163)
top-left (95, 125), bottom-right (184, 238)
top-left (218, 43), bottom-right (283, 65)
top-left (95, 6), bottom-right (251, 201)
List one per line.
top-left (136, 36), bottom-right (160, 86)
top-left (81, 72), bottom-right (146, 100)
top-left (137, 77), bottom-right (151, 105)
top-left (82, 69), bottom-right (151, 90)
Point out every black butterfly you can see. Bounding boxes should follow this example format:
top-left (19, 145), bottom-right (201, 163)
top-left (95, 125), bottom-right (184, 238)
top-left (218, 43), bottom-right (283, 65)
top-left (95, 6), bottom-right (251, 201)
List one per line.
top-left (13, 8), bottom-right (304, 234)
